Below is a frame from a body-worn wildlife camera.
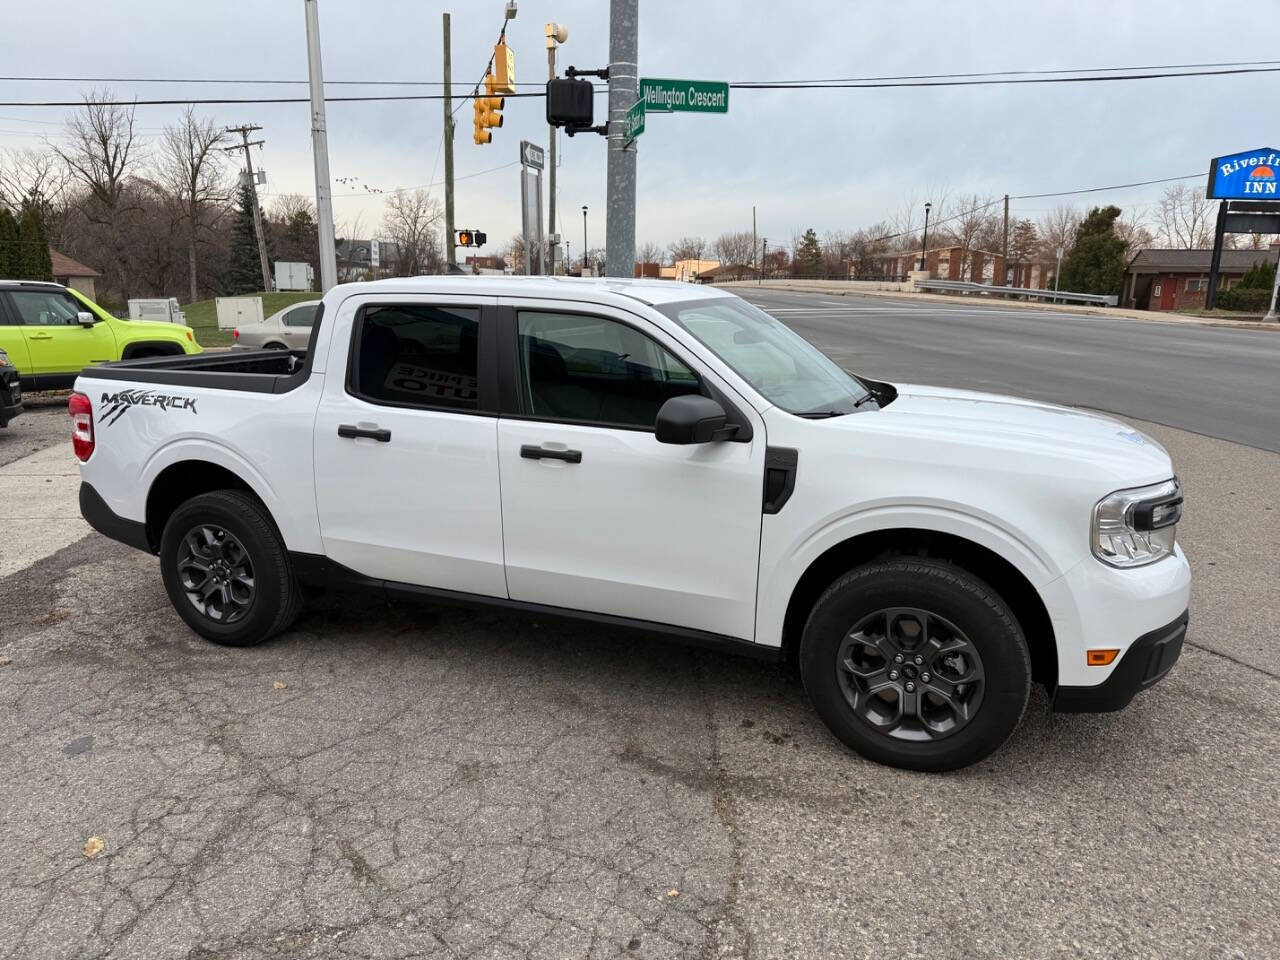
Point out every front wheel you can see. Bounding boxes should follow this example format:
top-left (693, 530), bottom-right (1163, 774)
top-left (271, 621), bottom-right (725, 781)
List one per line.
top-left (799, 559), bottom-right (1031, 772)
top-left (159, 490), bottom-right (302, 647)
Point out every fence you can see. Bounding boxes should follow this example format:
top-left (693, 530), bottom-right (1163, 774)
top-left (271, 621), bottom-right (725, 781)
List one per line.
top-left (915, 279), bottom-right (1118, 307)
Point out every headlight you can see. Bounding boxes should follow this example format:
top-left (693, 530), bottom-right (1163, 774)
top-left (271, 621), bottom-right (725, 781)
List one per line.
top-left (1092, 478), bottom-right (1182, 568)
top-left (0, 352), bottom-right (9, 367)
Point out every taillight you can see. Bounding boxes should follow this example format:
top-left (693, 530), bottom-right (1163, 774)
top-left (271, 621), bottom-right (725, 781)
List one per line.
top-left (69, 391), bottom-right (94, 462)
top-left (233, 328), bottom-right (239, 340)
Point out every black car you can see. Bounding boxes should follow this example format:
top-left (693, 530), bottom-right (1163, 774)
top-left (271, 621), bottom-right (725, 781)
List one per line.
top-left (0, 347), bottom-right (23, 427)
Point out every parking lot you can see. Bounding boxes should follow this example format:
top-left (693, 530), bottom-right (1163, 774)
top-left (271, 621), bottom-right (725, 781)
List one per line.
top-left (2, 298), bottom-right (1279, 958)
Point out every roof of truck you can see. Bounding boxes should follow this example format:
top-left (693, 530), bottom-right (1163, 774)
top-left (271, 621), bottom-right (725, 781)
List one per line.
top-left (339, 275), bottom-right (738, 307)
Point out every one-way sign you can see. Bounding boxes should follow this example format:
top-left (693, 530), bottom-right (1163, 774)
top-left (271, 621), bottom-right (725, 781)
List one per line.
top-left (520, 140), bottom-right (545, 170)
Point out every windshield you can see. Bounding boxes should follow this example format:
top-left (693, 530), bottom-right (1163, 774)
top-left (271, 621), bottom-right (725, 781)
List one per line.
top-left (658, 297), bottom-right (873, 415)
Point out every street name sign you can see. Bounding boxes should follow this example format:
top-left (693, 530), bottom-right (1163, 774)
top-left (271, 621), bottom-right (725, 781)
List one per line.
top-left (640, 78), bottom-right (729, 114)
top-left (624, 98), bottom-right (645, 144)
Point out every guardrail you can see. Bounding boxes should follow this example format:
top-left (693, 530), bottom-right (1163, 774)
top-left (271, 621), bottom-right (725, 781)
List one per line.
top-left (916, 279), bottom-right (1118, 307)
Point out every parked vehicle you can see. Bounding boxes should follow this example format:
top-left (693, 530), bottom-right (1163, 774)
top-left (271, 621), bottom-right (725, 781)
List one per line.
top-left (231, 300), bottom-right (320, 351)
top-left (0, 347), bottom-right (22, 427)
top-left (0, 281), bottom-right (201, 391)
top-left (70, 277), bottom-right (1190, 771)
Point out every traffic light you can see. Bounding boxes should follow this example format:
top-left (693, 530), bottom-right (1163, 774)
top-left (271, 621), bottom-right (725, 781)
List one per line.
top-left (456, 230), bottom-right (487, 248)
top-left (457, 230), bottom-right (473, 248)
top-left (473, 74), bottom-right (504, 145)
top-left (546, 77), bottom-right (594, 129)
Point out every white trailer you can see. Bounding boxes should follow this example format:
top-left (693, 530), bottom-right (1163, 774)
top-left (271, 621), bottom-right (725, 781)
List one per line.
top-left (128, 298), bottom-right (187, 324)
top-left (274, 261), bottom-right (314, 292)
top-left (214, 296), bottom-right (264, 331)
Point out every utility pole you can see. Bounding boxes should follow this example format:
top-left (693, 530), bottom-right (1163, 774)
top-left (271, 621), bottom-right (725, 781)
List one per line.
top-left (224, 124), bottom-right (272, 292)
top-left (1001, 193), bottom-right (1010, 285)
top-left (752, 205), bottom-right (757, 274)
top-left (604, 0), bottom-right (637, 277)
top-left (443, 12), bottom-right (456, 267)
top-left (303, 0), bottom-right (337, 292)
top-left (546, 23), bottom-right (568, 276)
top-left (759, 238), bottom-right (766, 285)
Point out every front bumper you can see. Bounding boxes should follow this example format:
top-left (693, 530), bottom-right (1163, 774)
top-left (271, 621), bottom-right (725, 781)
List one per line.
top-left (0, 370), bottom-right (22, 425)
top-left (1053, 610), bottom-right (1187, 712)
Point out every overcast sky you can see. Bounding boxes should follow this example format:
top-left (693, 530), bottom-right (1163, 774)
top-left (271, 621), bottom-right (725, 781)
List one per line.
top-left (1, 1), bottom-right (1273, 254)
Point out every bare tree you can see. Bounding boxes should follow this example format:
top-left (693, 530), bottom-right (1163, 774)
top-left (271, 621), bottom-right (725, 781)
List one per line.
top-left (0, 147), bottom-right (70, 214)
top-left (158, 108), bottom-right (228, 301)
top-left (1155, 184), bottom-right (1214, 249)
top-left (1037, 205), bottom-right (1081, 260)
top-left (668, 236), bottom-right (706, 262)
top-left (714, 230), bottom-right (755, 266)
top-left (1115, 213), bottom-right (1154, 260)
top-left (382, 189), bottom-right (443, 276)
top-left (947, 194), bottom-right (1000, 279)
top-left (56, 92), bottom-right (144, 301)
top-left (637, 240), bottom-right (663, 266)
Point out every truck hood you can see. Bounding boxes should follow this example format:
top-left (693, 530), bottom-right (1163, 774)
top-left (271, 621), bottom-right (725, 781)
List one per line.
top-left (862, 383), bottom-right (1174, 483)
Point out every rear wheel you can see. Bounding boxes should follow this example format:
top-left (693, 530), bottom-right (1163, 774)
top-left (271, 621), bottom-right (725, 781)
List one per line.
top-left (159, 490), bottom-right (302, 647)
top-left (799, 559), bottom-right (1031, 772)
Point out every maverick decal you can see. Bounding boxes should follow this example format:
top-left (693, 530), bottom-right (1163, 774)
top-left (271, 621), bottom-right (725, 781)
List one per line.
top-left (99, 389), bottom-right (198, 426)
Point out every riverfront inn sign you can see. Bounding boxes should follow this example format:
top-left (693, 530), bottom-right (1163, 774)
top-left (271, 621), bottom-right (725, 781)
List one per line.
top-left (1207, 147), bottom-right (1280, 200)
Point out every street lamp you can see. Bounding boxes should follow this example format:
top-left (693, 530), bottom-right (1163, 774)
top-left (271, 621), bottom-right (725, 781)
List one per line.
top-left (546, 22), bottom-right (568, 275)
top-left (582, 205), bottom-right (588, 275)
top-left (918, 201), bottom-right (932, 272)
top-left (759, 238), bottom-right (767, 285)
top-left (1054, 246), bottom-right (1064, 302)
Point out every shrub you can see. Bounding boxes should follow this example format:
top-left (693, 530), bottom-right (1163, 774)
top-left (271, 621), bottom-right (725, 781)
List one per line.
top-left (1216, 285), bottom-right (1271, 313)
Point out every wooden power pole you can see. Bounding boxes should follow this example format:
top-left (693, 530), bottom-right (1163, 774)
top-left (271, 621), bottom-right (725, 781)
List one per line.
top-left (443, 13), bottom-right (456, 267)
top-left (224, 124), bottom-right (272, 291)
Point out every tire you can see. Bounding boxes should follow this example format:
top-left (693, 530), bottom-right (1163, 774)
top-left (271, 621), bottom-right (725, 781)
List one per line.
top-left (263, 342), bottom-right (288, 350)
top-left (799, 559), bottom-right (1031, 772)
top-left (159, 490), bottom-right (302, 647)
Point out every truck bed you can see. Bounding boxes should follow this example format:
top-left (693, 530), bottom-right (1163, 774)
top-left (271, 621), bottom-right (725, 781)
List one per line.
top-left (85, 349), bottom-right (310, 395)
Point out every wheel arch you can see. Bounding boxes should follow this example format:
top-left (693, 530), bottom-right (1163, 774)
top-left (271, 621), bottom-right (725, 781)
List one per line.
top-left (121, 340), bottom-right (186, 360)
top-left (144, 459), bottom-right (272, 552)
top-left (780, 527), bottom-right (1058, 690)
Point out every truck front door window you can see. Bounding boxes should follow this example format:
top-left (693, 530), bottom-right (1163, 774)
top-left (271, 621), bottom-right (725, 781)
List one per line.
top-left (349, 304), bottom-right (480, 411)
top-left (517, 311), bottom-right (701, 428)
top-left (9, 290), bottom-right (83, 326)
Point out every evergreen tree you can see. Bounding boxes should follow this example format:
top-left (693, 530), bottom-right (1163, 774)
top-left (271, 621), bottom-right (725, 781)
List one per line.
top-left (228, 183), bottom-right (263, 295)
top-left (1238, 258), bottom-right (1276, 290)
top-left (1058, 205), bottom-right (1126, 296)
top-left (0, 208), bottom-right (18, 279)
top-left (794, 228), bottom-right (823, 278)
top-left (17, 205), bottom-right (53, 282)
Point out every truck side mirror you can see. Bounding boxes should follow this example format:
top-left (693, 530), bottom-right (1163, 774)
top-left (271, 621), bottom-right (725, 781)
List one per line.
top-left (655, 394), bottom-right (734, 444)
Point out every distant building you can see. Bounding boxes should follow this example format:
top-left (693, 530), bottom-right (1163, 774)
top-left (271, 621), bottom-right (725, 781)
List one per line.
top-left (465, 255), bottom-right (507, 275)
top-left (695, 263), bottom-right (759, 283)
top-left (50, 248), bottom-right (100, 299)
top-left (1122, 247), bottom-right (1279, 311)
top-left (634, 261), bottom-right (660, 278)
top-left (877, 245), bottom-right (1003, 283)
top-left (664, 258), bottom-right (719, 282)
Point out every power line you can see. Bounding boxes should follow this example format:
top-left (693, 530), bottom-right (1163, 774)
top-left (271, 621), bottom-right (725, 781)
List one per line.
top-left (4, 58), bottom-right (1277, 88)
top-left (2, 64), bottom-right (1276, 108)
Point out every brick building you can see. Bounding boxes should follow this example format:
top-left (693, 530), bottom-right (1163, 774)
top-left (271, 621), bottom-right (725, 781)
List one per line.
top-left (1122, 247), bottom-right (1279, 311)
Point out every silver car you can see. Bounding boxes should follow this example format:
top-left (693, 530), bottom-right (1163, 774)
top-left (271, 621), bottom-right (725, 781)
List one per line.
top-left (231, 300), bottom-right (320, 351)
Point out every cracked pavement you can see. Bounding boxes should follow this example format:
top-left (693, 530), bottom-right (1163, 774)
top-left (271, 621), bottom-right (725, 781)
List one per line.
top-left (0, 401), bottom-right (1277, 959)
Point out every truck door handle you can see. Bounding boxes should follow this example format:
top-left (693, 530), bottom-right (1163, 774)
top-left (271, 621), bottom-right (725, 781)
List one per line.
top-left (28, 332), bottom-right (53, 340)
top-left (338, 424), bottom-right (391, 443)
top-left (520, 444), bottom-right (582, 464)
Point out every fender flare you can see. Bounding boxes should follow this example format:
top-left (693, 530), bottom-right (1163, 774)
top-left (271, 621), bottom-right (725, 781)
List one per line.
top-left (756, 503), bottom-right (1068, 649)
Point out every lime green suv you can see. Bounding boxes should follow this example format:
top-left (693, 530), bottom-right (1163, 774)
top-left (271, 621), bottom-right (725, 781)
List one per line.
top-left (0, 281), bottom-right (201, 389)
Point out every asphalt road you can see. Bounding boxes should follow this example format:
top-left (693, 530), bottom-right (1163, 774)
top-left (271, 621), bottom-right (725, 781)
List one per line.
top-left (735, 289), bottom-right (1280, 452)
top-left (1, 394), bottom-right (1278, 958)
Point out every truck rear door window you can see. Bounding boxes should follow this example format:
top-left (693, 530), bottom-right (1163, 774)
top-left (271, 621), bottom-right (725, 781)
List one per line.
top-left (349, 304), bottom-right (480, 411)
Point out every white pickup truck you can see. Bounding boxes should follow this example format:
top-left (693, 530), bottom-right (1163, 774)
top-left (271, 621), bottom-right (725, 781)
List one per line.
top-left (72, 277), bottom-right (1190, 771)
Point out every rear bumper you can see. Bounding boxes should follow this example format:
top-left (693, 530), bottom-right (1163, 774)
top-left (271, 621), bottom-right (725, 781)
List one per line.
top-left (80, 481), bottom-right (152, 553)
top-left (1052, 610), bottom-right (1188, 712)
